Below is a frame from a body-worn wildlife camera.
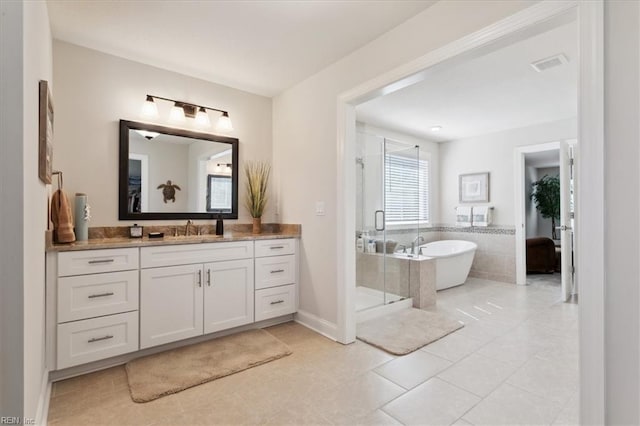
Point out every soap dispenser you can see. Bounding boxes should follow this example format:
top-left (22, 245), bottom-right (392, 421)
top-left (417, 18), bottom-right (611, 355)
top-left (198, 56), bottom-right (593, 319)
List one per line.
top-left (215, 214), bottom-right (224, 236)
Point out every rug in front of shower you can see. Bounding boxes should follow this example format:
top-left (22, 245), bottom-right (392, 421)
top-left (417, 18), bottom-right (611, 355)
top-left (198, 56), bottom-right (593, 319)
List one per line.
top-left (356, 308), bottom-right (464, 355)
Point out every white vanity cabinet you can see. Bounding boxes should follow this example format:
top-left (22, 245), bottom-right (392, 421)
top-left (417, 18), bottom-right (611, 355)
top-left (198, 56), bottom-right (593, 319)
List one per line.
top-left (48, 237), bottom-right (298, 372)
top-left (139, 242), bottom-right (255, 349)
top-left (140, 264), bottom-right (204, 349)
top-left (55, 248), bottom-right (140, 369)
top-left (254, 239), bottom-right (298, 321)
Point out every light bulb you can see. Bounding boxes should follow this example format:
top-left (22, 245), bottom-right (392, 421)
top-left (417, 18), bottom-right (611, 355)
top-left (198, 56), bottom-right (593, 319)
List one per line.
top-left (169, 102), bottom-right (186, 123)
top-left (216, 111), bottom-right (233, 132)
top-left (141, 95), bottom-right (158, 118)
top-left (195, 107), bottom-right (211, 127)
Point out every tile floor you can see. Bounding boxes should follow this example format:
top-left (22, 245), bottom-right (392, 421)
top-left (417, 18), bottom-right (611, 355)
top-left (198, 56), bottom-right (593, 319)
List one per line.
top-left (48, 275), bottom-right (578, 425)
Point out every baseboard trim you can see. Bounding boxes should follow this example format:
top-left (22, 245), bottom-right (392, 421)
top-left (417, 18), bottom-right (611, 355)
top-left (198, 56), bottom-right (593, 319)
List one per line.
top-left (294, 310), bottom-right (338, 341)
top-left (35, 368), bottom-right (51, 426)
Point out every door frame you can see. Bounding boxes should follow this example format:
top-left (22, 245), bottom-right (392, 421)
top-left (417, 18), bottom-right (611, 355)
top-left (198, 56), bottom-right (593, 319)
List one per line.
top-left (514, 141), bottom-right (561, 286)
top-left (336, 1), bottom-right (604, 424)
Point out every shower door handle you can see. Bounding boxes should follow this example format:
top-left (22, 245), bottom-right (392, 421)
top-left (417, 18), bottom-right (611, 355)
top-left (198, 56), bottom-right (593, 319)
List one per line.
top-left (375, 210), bottom-right (385, 231)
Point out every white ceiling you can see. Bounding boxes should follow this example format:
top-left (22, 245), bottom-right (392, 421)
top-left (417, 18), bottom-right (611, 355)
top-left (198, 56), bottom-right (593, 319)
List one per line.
top-left (356, 19), bottom-right (578, 142)
top-left (47, 0), bottom-right (436, 97)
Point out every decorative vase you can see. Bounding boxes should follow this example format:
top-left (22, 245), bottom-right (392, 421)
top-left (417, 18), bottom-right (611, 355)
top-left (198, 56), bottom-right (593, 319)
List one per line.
top-left (252, 217), bottom-right (262, 234)
top-left (74, 193), bottom-right (90, 241)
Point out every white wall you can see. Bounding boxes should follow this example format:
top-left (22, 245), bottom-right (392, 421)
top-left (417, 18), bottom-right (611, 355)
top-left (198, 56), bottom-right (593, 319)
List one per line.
top-left (0, 0), bottom-right (25, 417)
top-left (52, 41), bottom-right (273, 226)
top-left (273, 0), bottom-right (538, 326)
top-left (0, 0), bottom-right (52, 420)
top-left (23, 1), bottom-right (53, 418)
top-left (439, 118), bottom-right (576, 226)
top-left (604, 0), bottom-right (640, 423)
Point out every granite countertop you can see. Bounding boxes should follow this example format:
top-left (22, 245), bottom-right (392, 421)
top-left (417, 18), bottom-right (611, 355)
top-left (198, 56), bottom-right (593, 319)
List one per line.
top-left (46, 223), bottom-right (301, 252)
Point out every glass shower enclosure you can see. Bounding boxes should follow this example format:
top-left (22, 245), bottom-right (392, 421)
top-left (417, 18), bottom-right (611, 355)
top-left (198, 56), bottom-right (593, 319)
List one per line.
top-left (355, 131), bottom-right (420, 312)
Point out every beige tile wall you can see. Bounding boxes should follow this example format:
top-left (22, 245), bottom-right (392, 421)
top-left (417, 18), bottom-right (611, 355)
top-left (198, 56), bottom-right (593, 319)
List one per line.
top-left (438, 231), bottom-right (516, 284)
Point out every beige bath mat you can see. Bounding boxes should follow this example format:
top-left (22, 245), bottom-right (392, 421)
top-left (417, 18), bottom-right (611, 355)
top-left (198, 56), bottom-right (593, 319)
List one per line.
top-left (357, 308), bottom-right (464, 355)
top-left (125, 329), bottom-right (292, 402)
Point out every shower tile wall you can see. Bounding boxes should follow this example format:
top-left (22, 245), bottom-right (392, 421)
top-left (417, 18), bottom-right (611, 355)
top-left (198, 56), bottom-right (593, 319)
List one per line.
top-left (356, 252), bottom-right (410, 298)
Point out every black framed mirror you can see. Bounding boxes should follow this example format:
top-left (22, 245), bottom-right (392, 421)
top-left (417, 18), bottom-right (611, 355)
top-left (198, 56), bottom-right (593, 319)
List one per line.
top-left (119, 120), bottom-right (239, 220)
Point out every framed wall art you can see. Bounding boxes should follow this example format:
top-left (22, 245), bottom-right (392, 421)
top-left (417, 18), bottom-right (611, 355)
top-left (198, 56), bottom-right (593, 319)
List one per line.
top-left (459, 172), bottom-right (490, 203)
top-left (39, 80), bottom-right (54, 184)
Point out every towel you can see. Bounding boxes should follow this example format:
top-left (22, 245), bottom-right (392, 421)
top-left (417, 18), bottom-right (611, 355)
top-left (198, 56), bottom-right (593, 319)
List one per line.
top-left (455, 206), bottom-right (472, 227)
top-left (51, 189), bottom-right (76, 243)
top-left (472, 206), bottom-right (492, 227)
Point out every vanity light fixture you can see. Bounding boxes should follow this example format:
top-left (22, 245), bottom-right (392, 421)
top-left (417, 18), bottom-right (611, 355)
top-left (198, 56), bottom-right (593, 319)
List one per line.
top-left (141, 94), bottom-right (233, 131)
top-left (169, 102), bottom-right (186, 123)
top-left (195, 107), bottom-right (211, 127)
top-left (141, 95), bottom-right (158, 117)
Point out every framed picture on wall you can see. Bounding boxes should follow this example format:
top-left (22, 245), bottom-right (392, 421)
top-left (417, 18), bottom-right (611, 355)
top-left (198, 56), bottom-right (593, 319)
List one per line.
top-left (459, 172), bottom-right (490, 203)
top-left (39, 80), bottom-right (54, 184)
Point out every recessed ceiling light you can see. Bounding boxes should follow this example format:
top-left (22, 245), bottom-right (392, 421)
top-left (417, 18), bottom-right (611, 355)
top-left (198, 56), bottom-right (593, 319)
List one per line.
top-left (430, 126), bottom-right (442, 132)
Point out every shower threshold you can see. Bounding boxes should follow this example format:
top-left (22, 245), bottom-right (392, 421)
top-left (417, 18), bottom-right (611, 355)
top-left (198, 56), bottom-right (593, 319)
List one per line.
top-left (356, 286), bottom-right (412, 323)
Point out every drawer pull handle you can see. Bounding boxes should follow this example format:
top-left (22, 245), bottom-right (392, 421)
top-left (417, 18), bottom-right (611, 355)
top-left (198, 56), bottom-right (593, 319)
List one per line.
top-left (207, 269), bottom-right (211, 287)
top-left (269, 246), bottom-right (285, 250)
top-left (88, 292), bottom-right (114, 299)
top-left (88, 335), bottom-right (114, 343)
top-left (270, 269), bottom-right (285, 274)
top-left (197, 270), bottom-right (202, 287)
top-left (88, 259), bottom-right (115, 264)
top-left (270, 300), bottom-right (285, 305)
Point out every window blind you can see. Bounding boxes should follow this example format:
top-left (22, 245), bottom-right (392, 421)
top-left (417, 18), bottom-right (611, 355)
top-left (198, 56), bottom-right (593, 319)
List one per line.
top-left (384, 154), bottom-right (429, 223)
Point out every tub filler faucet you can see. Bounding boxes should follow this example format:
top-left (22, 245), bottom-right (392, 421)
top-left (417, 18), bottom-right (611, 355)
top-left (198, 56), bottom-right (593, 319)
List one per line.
top-left (411, 235), bottom-right (425, 254)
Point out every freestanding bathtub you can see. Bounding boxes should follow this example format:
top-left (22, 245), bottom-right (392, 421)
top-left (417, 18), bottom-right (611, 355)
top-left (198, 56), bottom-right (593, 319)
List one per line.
top-left (419, 240), bottom-right (478, 290)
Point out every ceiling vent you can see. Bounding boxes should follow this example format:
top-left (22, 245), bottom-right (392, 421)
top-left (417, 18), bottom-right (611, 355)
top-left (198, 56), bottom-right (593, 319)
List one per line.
top-left (530, 53), bottom-right (568, 72)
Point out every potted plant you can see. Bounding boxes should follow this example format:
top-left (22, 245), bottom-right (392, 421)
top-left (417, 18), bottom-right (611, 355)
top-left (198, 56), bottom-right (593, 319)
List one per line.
top-left (530, 174), bottom-right (561, 240)
top-left (244, 160), bottom-right (271, 234)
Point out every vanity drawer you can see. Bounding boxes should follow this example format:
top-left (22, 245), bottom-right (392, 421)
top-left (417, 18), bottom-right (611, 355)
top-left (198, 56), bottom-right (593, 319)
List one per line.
top-left (255, 284), bottom-right (297, 322)
top-left (254, 239), bottom-right (296, 258)
top-left (57, 311), bottom-right (139, 369)
top-left (255, 255), bottom-right (296, 290)
top-left (141, 241), bottom-right (253, 268)
top-left (58, 248), bottom-right (139, 277)
top-left (57, 270), bottom-right (139, 323)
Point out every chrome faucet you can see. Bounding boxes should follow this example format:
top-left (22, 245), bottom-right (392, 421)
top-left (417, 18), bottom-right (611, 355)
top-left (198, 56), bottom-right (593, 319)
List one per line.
top-left (185, 220), bottom-right (193, 236)
top-left (411, 235), bottom-right (425, 254)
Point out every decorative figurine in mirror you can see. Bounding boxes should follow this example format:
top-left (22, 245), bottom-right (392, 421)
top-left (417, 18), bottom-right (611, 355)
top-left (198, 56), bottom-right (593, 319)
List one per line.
top-left (157, 180), bottom-right (181, 203)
